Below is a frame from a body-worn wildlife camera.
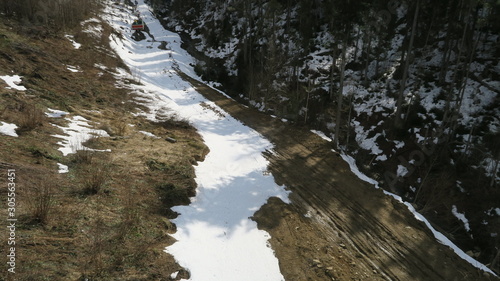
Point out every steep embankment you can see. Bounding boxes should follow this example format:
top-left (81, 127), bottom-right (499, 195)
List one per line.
top-left (0, 5), bottom-right (208, 280)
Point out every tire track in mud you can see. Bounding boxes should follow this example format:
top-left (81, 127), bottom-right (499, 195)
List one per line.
top-left (177, 71), bottom-right (498, 281)
top-left (267, 150), bottom-right (444, 281)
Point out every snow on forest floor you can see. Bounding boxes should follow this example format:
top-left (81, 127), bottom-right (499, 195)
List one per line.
top-left (104, 1), bottom-right (290, 280)
top-left (341, 153), bottom-right (496, 276)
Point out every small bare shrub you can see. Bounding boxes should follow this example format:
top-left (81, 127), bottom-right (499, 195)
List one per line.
top-left (71, 134), bottom-right (102, 164)
top-left (80, 161), bottom-right (112, 195)
top-left (83, 217), bottom-right (108, 278)
top-left (71, 148), bottom-right (95, 164)
top-left (111, 118), bottom-right (128, 136)
top-left (83, 133), bottom-right (102, 149)
top-left (18, 103), bottom-right (45, 131)
top-left (99, 117), bottom-right (129, 136)
top-left (26, 175), bottom-right (54, 224)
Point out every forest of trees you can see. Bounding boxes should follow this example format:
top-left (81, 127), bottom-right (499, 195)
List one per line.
top-left (147, 0), bottom-right (500, 140)
top-left (147, 0), bottom-right (500, 273)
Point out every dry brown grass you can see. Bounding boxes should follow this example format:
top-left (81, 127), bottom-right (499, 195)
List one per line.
top-left (0, 6), bottom-right (208, 280)
top-left (26, 176), bottom-right (54, 225)
top-left (17, 103), bottom-right (46, 132)
top-left (71, 148), bottom-right (95, 164)
top-left (78, 156), bottom-right (112, 195)
top-left (10, 167), bottom-right (57, 226)
top-left (82, 216), bottom-right (108, 278)
top-left (111, 118), bottom-right (129, 136)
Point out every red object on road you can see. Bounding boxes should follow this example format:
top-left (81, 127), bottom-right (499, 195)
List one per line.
top-left (132, 19), bottom-right (144, 30)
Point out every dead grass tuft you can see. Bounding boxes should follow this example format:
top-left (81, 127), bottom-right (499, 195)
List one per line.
top-left (17, 102), bottom-right (46, 132)
top-left (110, 118), bottom-right (129, 136)
top-left (27, 180), bottom-right (53, 224)
top-left (22, 169), bottom-right (57, 225)
top-left (71, 149), bottom-right (96, 165)
top-left (76, 153), bottom-right (113, 195)
top-left (156, 182), bottom-right (191, 207)
top-left (155, 112), bottom-right (192, 129)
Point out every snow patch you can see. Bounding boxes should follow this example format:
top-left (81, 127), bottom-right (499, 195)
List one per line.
top-left (451, 205), bottom-right (471, 232)
top-left (46, 108), bottom-right (69, 118)
top-left (456, 180), bottom-right (466, 193)
top-left (340, 153), bottom-right (379, 187)
top-left (66, 65), bottom-right (81, 73)
top-left (139, 130), bottom-right (160, 138)
top-left (104, 1), bottom-right (289, 279)
top-left (397, 165), bottom-right (409, 177)
top-left (64, 34), bottom-right (81, 49)
top-left (52, 115), bottom-right (110, 156)
top-left (480, 158), bottom-right (500, 184)
top-left (394, 140), bottom-right (405, 149)
top-left (81, 18), bottom-right (103, 38)
top-left (352, 121), bottom-right (384, 156)
top-left (0, 75), bottom-right (27, 91)
top-left (311, 130), bottom-right (332, 142)
top-left (57, 163), bottom-right (69, 174)
top-left (0, 122), bottom-right (18, 137)
top-left (487, 208), bottom-right (500, 216)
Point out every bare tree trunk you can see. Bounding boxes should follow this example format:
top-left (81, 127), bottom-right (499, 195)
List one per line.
top-left (304, 78), bottom-right (314, 124)
top-left (462, 123), bottom-right (475, 157)
top-left (345, 92), bottom-right (354, 147)
top-left (363, 30), bottom-right (372, 87)
top-left (353, 27), bottom-right (361, 61)
top-left (439, 3), bottom-right (454, 85)
top-left (394, 0), bottom-right (420, 129)
top-left (439, 33), bottom-right (452, 85)
top-left (334, 32), bottom-right (348, 149)
top-left (490, 157), bottom-right (499, 188)
top-left (424, 8), bottom-right (436, 47)
top-left (448, 5), bottom-right (482, 139)
top-left (329, 39), bottom-right (338, 101)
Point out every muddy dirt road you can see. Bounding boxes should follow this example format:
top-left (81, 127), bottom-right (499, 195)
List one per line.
top-left (179, 72), bottom-right (498, 281)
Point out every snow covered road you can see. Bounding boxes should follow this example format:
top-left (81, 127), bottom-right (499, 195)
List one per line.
top-left (104, 1), bottom-right (289, 280)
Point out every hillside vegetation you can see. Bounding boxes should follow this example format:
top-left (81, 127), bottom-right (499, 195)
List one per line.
top-left (147, 0), bottom-right (500, 273)
top-left (0, 1), bottom-right (207, 280)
